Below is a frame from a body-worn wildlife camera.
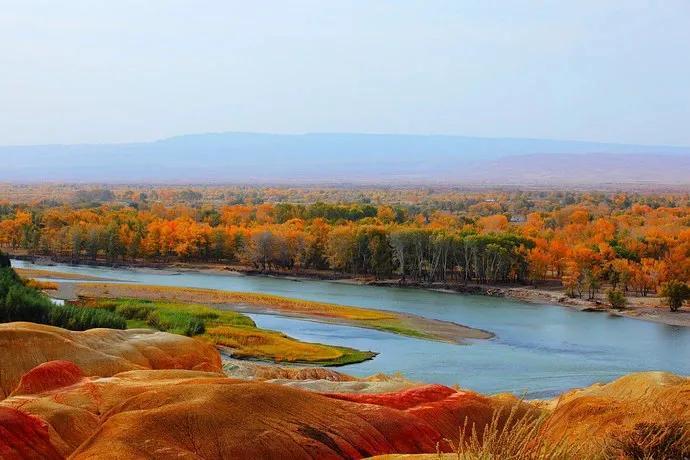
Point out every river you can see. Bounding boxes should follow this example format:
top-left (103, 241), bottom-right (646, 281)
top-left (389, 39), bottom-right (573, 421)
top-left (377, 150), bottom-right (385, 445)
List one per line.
top-left (14, 259), bottom-right (690, 398)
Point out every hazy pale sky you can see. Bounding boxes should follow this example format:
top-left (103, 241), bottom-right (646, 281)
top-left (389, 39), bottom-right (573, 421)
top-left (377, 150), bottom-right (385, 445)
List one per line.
top-left (1, 1), bottom-right (689, 146)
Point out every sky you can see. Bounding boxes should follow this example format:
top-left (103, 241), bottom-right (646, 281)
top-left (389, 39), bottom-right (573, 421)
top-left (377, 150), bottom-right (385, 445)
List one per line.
top-left (1, 1), bottom-right (689, 146)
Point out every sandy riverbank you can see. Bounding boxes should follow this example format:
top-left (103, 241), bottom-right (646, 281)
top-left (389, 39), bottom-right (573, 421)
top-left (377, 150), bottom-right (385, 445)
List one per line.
top-left (338, 276), bottom-right (690, 327)
top-left (460, 284), bottom-right (690, 328)
top-left (13, 256), bottom-right (689, 328)
top-left (48, 281), bottom-right (494, 344)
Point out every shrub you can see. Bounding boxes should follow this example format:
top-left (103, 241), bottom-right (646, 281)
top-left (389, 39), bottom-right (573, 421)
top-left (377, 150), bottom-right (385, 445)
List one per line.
top-left (159, 311), bottom-right (206, 336)
top-left (0, 252), bottom-right (10, 268)
top-left (88, 300), bottom-right (118, 312)
top-left (3, 284), bottom-right (51, 323)
top-left (607, 289), bottom-right (627, 309)
top-left (146, 310), bottom-right (162, 328)
top-left (25, 279), bottom-right (59, 291)
top-left (181, 317), bottom-right (205, 336)
top-left (50, 304), bottom-right (126, 330)
top-left (115, 301), bottom-right (155, 320)
top-left (146, 310), bottom-right (205, 336)
top-left (606, 420), bottom-right (690, 460)
top-left (444, 403), bottom-right (585, 460)
top-left (0, 267), bottom-right (125, 330)
top-left (659, 280), bottom-right (690, 312)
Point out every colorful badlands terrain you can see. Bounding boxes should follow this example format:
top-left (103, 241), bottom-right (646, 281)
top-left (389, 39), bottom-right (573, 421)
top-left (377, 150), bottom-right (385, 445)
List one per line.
top-left (0, 322), bottom-right (688, 459)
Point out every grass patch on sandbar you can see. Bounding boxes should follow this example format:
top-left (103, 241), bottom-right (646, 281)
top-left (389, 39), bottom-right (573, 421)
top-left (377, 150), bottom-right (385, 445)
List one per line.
top-left (74, 297), bottom-right (375, 366)
top-left (73, 282), bottom-right (456, 342)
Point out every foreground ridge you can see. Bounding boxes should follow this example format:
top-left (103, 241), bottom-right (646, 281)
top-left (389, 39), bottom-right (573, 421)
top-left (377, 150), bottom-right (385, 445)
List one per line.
top-left (0, 322), bottom-right (688, 459)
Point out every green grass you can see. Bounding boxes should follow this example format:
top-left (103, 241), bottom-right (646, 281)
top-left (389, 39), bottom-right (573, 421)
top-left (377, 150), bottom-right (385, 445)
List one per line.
top-left (78, 297), bottom-right (254, 337)
top-left (366, 320), bottom-right (435, 340)
top-left (2, 270), bottom-right (375, 366)
top-left (0, 267), bottom-right (125, 330)
top-left (78, 297), bottom-right (375, 365)
top-left (313, 347), bottom-right (378, 366)
top-left (125, 319), bottom-right (149, 329)
top-left (147, 310), bottom-right (205, 336)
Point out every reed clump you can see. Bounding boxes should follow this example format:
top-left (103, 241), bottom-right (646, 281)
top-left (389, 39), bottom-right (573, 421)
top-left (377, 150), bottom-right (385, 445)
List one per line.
top-left (442, 402), bottom-right (586, 460)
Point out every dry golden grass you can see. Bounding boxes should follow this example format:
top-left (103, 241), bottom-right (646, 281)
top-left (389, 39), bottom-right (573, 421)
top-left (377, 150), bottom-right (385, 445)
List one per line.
top-left (205, 325), bottom-right (363, 364)
top-left (441, 403), bottom-right (588, 460)
top-left (601, 400), bottom-right (690, 460)
top-left (15, 268), bottom-right (109, 281)
top-left (75, 282), bottom-right (390, 319)
top-left (540, 372), bottom-right (690, 457)
top-left (392, 410), bottom-right (689, 460)
top-left (23, 279), bottom-right (58, 291)
top-left (605, 419), bottom-right (689, 460)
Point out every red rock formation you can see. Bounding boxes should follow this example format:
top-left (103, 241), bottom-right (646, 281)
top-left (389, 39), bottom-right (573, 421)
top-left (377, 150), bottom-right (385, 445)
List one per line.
top-left (1, 359), bottom-right (506, 459)
top-left (71, 381), bottom-right (443, 459)
top-left (1, 369), bottom-right (227, 455)
top-left (0, 322), bottom-right (222, 398)
top-left (324, 384), bottom-right (516, 441)
top-left (0, 407), bottom-right (64, 460)
top-left (325, 384), bottom-right (457, 410)
top-left (1, 323), bottom-right (688, 460)
top-left (10, 360), bottom-right (85, 397)
top-left (1, 366), bottom-right (452, 459)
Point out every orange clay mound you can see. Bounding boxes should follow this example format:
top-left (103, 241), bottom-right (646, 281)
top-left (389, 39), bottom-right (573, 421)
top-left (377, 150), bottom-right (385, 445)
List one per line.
top-left (2, 323), bottom-right (688, 459)
top-left (0, 358), bottom-right (515, 459)
top-left (70, 381), bottom-right (444, 459)
top-left (10, 360), bottom-right (85, 397)
top-left (0, 407), bottom-right (64, 460)
top-left (544, 371), bottom-right (690, 448)
top-left (324, 385), bottom-right (520, 441)
top-left (325, 384), bottom-right (457, 410)
top-left (3, 361), bottom-right (689, 459)
top-left (1, 366), bottom-right (449, 459)
top-left (0, 322), bottom-right (222, 398)
top-left (1, 369), bottom-right (227, 454)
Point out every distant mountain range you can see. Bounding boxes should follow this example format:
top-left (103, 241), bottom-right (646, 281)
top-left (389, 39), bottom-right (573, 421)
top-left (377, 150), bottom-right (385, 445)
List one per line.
top-left (2, 132), bottom-right (689, 185)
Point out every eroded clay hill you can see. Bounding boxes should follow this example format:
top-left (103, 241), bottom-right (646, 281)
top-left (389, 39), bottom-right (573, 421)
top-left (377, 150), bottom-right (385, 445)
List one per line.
top-left (1, 322), bottom-right (688, 459)
top-left (0, 322), bottom-right (509, 459)
top-left (544, 371), bottom-right (690, 448)
top-left (0, 322), bottom-right (222, 399)
top-left (0, 365), bottom-right (504, 458)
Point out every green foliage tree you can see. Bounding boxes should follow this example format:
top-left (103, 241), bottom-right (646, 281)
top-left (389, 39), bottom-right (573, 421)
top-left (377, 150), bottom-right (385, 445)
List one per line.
top-left (584, 269), bottom-right (601, 300)
top-left (659, 280), bottom-right (690, 312)
top-left (606, 289), bottom-right (627, 309)
top-left (368, 229), bottom-right (393, 280)
top-left (0, 251), bottom-right (10, 268)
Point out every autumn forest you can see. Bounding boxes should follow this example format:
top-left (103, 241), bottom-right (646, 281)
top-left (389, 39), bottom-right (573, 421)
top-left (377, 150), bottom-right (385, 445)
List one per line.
top-left (2, 185), bottom-right (689, 308)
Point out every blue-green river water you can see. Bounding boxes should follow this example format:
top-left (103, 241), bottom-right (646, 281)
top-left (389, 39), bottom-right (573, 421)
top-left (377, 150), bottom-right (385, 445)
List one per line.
top-left (14, 260), bottom-right (690, 397)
